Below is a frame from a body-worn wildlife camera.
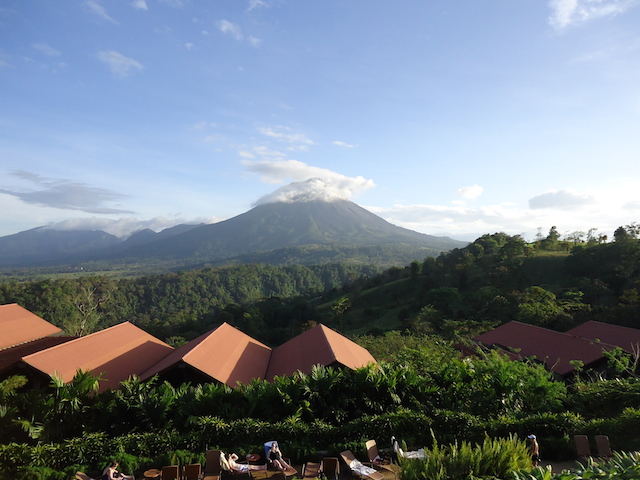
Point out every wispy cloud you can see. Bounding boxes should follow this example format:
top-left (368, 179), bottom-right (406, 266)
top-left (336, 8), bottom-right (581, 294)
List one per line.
top-left (217, 19), bottom-right (262, 46)
top-left (548, 0), bottom-right (636, 29)
top-left (457, 184), bottom-right (484, 200)
top-left (529, 188), bottom-right (596, 209)
top-left (131, 0), bottom-right (148, 11)
top-left (333, 140), bottom-right (356, 148)
top-left (33, 43), bottom-right (61, 56)
top-left (84, 0), bottom-right (116, 23)
top-left (218, 20), bottom-right (244, 40)
top-left (257, 126), bottom-right (315, 151)
top-left (247, 0), bottom-right (268, 11)
top-left (46, 215), bottom-right (215, 238)
top-left (0, 171), bottom-right (134, 214)
top-left (97, 50), bottom-right (143, 77)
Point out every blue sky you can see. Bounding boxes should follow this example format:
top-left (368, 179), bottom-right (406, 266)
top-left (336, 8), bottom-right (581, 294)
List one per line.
top-left (1, 0), bottom-right (639, 242)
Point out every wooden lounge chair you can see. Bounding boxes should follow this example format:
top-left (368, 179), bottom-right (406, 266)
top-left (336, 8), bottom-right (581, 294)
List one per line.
top-left (574, 435), bottom-right (592, 461)
top-left (595, 435), bottom-right (613, 458)
top-left (320, 457), bottom-right (340, 480)
top-left (184, 464), bottom-right (202, 480)
top-left (302, 462), bottom-right (321, 479)
top-left (340, 450), bottom-right (385, 480)
top-left (161, 465), bottom-right (179, 480)
top-left (204, 450), bottom-right (223, 480)
top-left (365, 440), bottom-right (400, 479)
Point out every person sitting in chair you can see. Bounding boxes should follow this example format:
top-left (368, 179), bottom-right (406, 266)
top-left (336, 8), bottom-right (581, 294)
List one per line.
top-left (268, 442), bottom-right (294, 473)
top-left (228, 453), bottom-right (267, 473)
top-left (101, 461), bottom-right (134, 480)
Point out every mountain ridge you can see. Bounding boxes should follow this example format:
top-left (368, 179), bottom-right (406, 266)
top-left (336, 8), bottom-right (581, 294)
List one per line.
top-left (0, 199), bottom-right (467, 270)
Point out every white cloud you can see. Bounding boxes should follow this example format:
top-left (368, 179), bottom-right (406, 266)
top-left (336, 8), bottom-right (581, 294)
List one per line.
top-left (33, 43), bottom-right (61, 56)
top-left (333, 140), bottom-right (356, 148)
top-left (257, 126), bottom-right (315, 151)
top-left (132, 0), bottom-right (148, 10)
top-left (253, 177), bottom-right (375, 205)
top-left (247, 0), bottom-right (268, 11)
top-left (97, 50), bottom-right (143, 77)
top-left (85, 0), bottom-right (116, 23)
top-left (217, 20), bottom-right (261, 46)
top-left (528, 189), bottom-right (596, 209)
top-left (248, 36), bottom-right (262, 47)
top-left (218, 20), bottom-right (243, 40)
top-left (548, 0), bottom-right (636, 29)
top-left (242, 160), bottom-right (375, 204)
top-left (46, 215), bottom-right (217, 239)
top-left (457, 184), bottom-right (484, 200)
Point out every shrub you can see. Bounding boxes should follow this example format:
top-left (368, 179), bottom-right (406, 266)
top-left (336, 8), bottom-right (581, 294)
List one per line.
top-left (398, 433), bottom-right (531, 480)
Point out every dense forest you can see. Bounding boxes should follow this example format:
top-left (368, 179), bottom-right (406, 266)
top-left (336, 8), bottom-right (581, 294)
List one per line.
top-left (1, 224), bottom-right (640, 346)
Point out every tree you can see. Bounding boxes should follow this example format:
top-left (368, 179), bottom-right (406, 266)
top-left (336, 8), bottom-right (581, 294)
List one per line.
top-left (541, 226), bottom-right (561, 250)
top-left (515, 286), bottom-right (564, 327)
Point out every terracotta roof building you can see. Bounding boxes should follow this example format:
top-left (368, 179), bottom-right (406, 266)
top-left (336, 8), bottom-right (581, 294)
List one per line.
top-left (473, 320), bottom-right (614, 377)
top-left (267, 323), bottom-right (376, 380)
top-left (0, 303), bottom-right (62, 350)
top-left (567, 321), bottom-right (640, 355)
top-left (140, 322), bottom-right (272, 387)
top-left (142, 322), bottom-right (376, 387)
top-left (2, 303), bottom-right (377, 391)
top-left (21, 322), bottom-right (174, 392)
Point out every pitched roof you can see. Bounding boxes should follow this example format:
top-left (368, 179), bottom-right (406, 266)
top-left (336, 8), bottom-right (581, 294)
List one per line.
top-left (141, 322), bottom-right (272, 387)
top-left (0, 303), bottom-right (62, 350)
top-left (22, 322), bottom-right (174, 392)
top-left (266, 323), bottom-right (376, 380)
top-left (0, 335), bottom-right (76, 376)
top-left (474, 321), bottom-right (612, 376)
top-left (566, 321), bottom-right (640, 355)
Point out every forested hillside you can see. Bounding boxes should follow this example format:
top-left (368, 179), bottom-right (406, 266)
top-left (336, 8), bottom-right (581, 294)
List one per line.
top-left (325, 227), bottom-right (640, 338)
top-left (0, 263), bottom-right (384, 346)
top-left (1, 225), bottom-right (640, 348)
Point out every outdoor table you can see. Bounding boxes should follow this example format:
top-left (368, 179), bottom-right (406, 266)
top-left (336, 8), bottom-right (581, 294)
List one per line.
top-left (143, 468), bottom-right (161, 479)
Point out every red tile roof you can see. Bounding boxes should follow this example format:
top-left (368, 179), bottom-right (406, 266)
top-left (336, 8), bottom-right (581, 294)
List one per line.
top-left (0, 336), bottom-right (76, 376)
top-left (266, 324), bottom-right (376, 380)
top-left (6, 305), bottom-right (378, 390)
top-left (141, 322), bottom-right (272, 387)
top-left (567, 321), bottom-right (640, 355)
top-left (474, 321), bottom-right (612, 376)
top-left (22, 322), bottom-right (174, 392)
top-left (0, 303), bottom-right (62, 350)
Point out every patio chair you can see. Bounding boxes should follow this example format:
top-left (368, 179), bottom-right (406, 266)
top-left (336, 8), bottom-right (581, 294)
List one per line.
top-left (183, 463), bottom-right (202, 480)
top-left (162, 465), bottom-right (180, 480)
top-left (302, 461), bottom-right (322, 479)
top-left (365, 440), bottom-right (400, 479)
top-left (574, 435), bottom-right (592, 461)
top-left (391, 436), bottom-right (426, 461)
top-left (204, 449), bottom-right (223, 480)
top-left (340, 450), bottom-right (385, 480)
top-left (320, 457), bottom-right (340, 480)
top-left (595, 435), bottom-right (613, 458)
